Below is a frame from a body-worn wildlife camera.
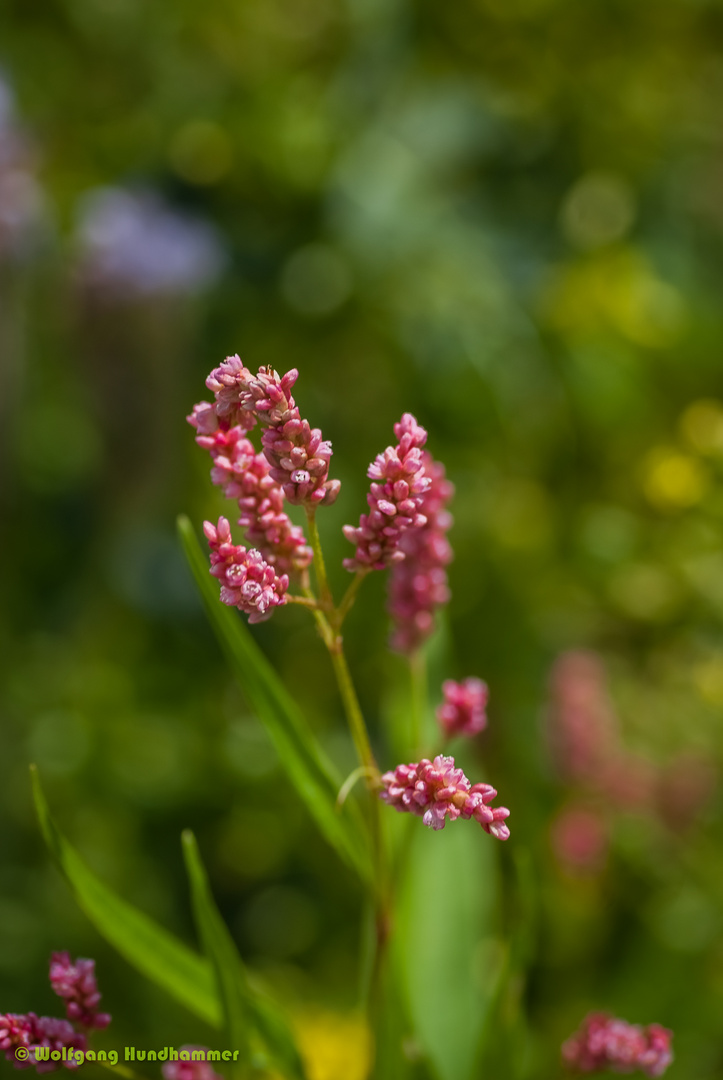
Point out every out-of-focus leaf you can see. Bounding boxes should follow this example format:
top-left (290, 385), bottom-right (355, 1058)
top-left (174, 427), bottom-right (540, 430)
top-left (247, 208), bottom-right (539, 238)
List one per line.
top-left (178, 515), bottom-right (373, 886)
top-left (372, 950), bottom-right (424, 1080)
top-left (181, 830), bottom-right (250, 1072)
top-left (31, 765), bottom-right (221, 1028)
top-left (478, 846), bottom-right (537, 1080)
top-left (182, 831), bottom-right (306, 1080)
top-left (395, 820), bottom-right (502, 1080)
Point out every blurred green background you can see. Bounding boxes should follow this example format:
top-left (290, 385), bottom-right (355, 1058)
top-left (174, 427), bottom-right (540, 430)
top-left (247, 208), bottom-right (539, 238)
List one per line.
top-left (2, 0), bottom-right (723, 1076)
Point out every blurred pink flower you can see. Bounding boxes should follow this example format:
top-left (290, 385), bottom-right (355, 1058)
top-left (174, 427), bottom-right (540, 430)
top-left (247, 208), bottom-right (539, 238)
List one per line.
top-left (204, 517), bottom-right (288, 623)
top-left (550, 805), bottom-right (608, 874)
top-left (655, 754), bottom-right (717, 831)
top-left (436, 677), bottom-right (488, 739)
top-left (162, 1049), bottom-right (224, 1080)
top-left (546, 651), bottom-right (618, 786)
top-left (379, 755), bottom-right (510, 839)
top-left (0, 77), bottom-right (46, 263)
top-left (598, 753), bottom-right (657, 814)
top-left (0, 1013), bottom-right (87, 1072)
top-left (388, 452), bottom-right (454, 653)
top-left (344, 414), bottom-right (432, 572)
top-left (49, 953), bottom-right (110, 1030)
top-left (562, 1013), bottom-right (672, 1076)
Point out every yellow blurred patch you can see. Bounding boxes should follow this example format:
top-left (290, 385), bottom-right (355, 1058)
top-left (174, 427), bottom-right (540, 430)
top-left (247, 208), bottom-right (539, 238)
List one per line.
top-left (489, 478), bottom-right (552, 551)
top-left (680, 399), bottom-right (723, 455)
top-left (607, 562), bottom-right (682, 621)
top-left (693, 655), bottom-right (723, 706)
top-left (641, 447), bottom-right (709, 511)
top-left (540, 249), bottom-right (686, 347)
top-left (292, 1009), bottom-right (371, 1080)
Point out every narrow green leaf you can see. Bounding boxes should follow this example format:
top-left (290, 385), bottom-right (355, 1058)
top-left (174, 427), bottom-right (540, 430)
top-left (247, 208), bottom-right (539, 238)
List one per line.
top-left (178, 515), bottom-right (373, 885)
top-left (182, 831), bottom-right (306, 1080)
top-left (394, 821), bottom-right (503, 1080)
top-left (181, 831), bottom-right (250, 1071)
top-left (30, 765), bottom-right (221, 1028)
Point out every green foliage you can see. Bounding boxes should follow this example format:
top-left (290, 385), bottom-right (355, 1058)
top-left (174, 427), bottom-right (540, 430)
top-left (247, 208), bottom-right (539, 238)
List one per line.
top-left (3, 0), bottom-right (723, 1073)
top-left (31, 765), bottom-right (221, 1029)
top-left (33, 766), bottom-right (307, 1079)
top-left (395, 822), bottom-right (502, 1080)
top-left (182, 830), bottom-right (251, 1071)
top-left (182, 831), bottom-right (306, 1080)
top-left (178, 515), bottom-right (373, 887)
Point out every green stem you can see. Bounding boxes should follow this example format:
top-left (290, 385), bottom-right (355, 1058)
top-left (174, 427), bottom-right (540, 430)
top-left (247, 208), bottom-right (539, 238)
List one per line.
top-left (328, 640), bottom-right (377, 776)
top-left (301, 505), bottom-right (392, 1072)
top-left (334, 570), bottom-right (367, 629)
top-left (285, 594), bottom-right (321, 609)
top-left (337, 765), bottom-right (380, 808)
top-left (305, 508), bottom-right (334, 612)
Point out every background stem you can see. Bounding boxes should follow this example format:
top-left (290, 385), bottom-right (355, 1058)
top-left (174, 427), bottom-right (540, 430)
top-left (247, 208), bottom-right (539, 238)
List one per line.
top-left (409, 650), bottom-right (427, 758)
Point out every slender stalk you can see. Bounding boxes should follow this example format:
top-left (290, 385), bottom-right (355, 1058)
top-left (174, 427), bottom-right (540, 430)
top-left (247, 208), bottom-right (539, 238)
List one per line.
top-left (285, 594), bottom-right (321, 610)
top-left (337, 765), bottom-right (380, 808)
top-left (301, 506), bottom-right (393, 1075)
top-left (305, 507), bottom-right (334, 612)
top-left (326, 634), bottom-right (392, 1072)
top-left (328, 640), bottom-right (377, 776)
top-left (334, 570), bottom-right (367, 629)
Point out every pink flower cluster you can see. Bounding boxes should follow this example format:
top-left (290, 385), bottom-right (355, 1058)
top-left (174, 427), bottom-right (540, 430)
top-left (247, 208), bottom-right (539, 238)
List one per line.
top-left (1, 953), bottom-right (109, 1073)
top-left (204, 518), bottom-right (288, 623)
top-left (436, 677), bottom-right (488, 738)
top-left (547, 651), bottom-right (619, 787)
top-left (547, 651), bottom-right (717, 873)
top-left (49, 953), bottom-right (110, 1030)
top-left (200, 357), bottom-right (340, 507)
top-left (0, 1015), bottom-right (86, 1073)
top-left (388, 452), bottom-right (454, 653)
top-left (379, 755), bottom-right (510, 839)
top-left (344, 414), bottom-right (432, 572)
top-left (162, 1049), bottom-right (224, 1080)
top-left (550, 805), bottom-right (608, 874)
top-left (562, 1013), bottom-right (673, 1076)
top-left (188, 418), bottom-right (312, 575)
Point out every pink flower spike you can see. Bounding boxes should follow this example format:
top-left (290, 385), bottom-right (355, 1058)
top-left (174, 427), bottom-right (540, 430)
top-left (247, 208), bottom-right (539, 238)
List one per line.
top-left (204, 517), bottom-right (288, 623)
top-left (162, 1048), bottom-right (225, 1080)
top-left (199, 360), bottom-right (339, 506)
top-left (188, 417), bottom-right (312, 574)
top-left (388, 452), bottom-right (454, 653)
top-left (379, 755), bottom-right (509, 839)
top-left (344, 414), bottom-right (432, 572)
top-left (48, 953), bottom-right (110, 1030)
top-left (562, 1013), bottom-right (673, 1076)
top-left (437, 677), bottom-right (488, 738)
top-left (0, 1014), bottom-right (35, 1059)
top-left (0, 1012), bottom-right (88, 1072)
